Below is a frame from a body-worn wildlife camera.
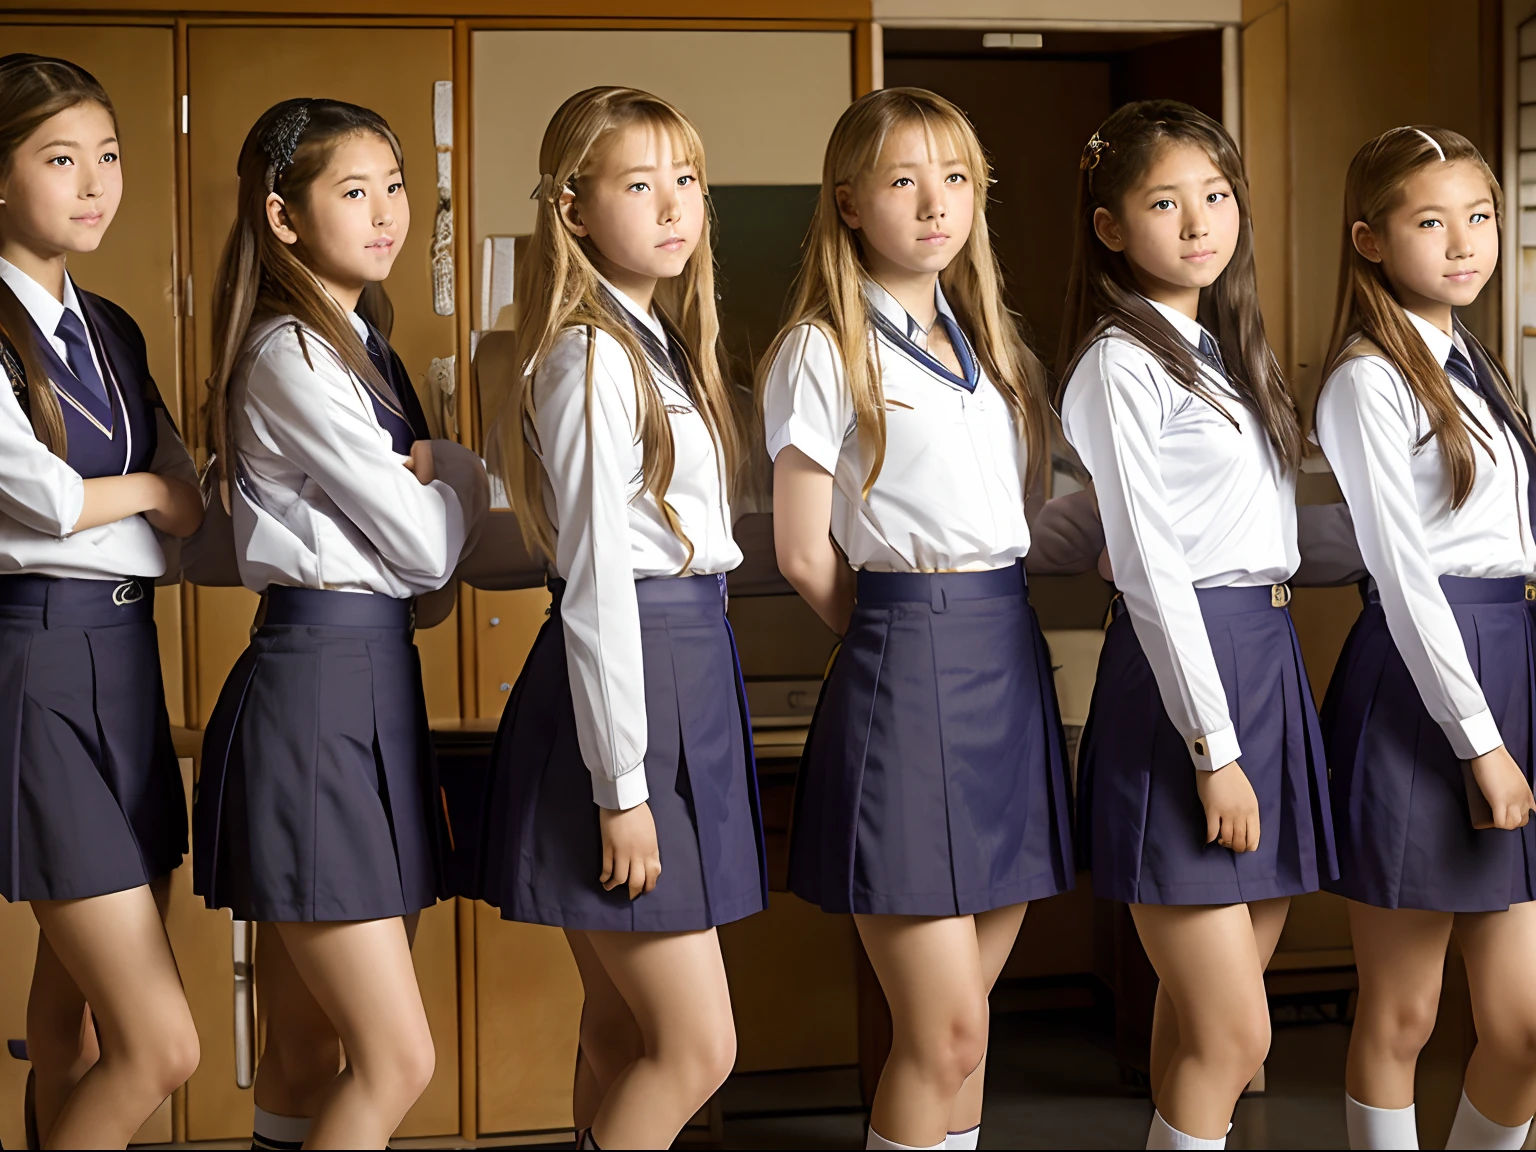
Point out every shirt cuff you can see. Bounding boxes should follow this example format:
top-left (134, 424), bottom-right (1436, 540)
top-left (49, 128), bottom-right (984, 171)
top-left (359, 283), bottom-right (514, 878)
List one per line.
top-left (1189, 724), bottom-right (1241, 773)
top-left (1443, 708), bottom-right (1503, 761)
top-left (590, 763), bottom-right (650, 810)
top-left (765, 417), bottom-right (841, 475)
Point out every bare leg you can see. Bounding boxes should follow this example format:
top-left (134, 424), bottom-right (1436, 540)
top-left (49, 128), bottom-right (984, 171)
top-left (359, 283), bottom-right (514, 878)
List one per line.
top-left (946, 903), bottom-right (1027, 1137)
top-left (28, 875), bottom-right (175, 1144)
top-left (1130, 902), bottom-right (1272, 1140)
top-left (578, 928), bottom-right (736, 1149)
top-left (1456, 902), bottom-right (1536, 1126)
top-left (1147, 897), bottom-right (1290, 1109)
top-left (566, 930), bottom-right (643, 1136)
top-left (1345, 902), bottom-right (1451, 1109)
top-left (273, 918), bottom-right (434, 1149)
top-left (30, 884), bottom-right (199, 1148)
top-left (856, 914), bottom-right (989, 1147)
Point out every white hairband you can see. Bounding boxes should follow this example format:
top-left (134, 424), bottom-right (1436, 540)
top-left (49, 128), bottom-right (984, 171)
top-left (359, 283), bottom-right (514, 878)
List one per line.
top-left (1407, 127), bottom-right (1445, 161)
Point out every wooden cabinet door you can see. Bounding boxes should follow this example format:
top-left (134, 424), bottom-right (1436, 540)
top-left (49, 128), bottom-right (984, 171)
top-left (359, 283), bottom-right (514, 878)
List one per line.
top-left (184, 24), bottom-right (461, 730)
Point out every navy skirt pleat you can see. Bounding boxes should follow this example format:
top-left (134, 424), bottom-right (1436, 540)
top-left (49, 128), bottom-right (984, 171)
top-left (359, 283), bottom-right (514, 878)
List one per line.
top-left (1078, 586), bottom-right (1337, 906)
top-left (193, 587), bottom-right (442, 922)
top-left (0, 576), bottom-right (184, 902)
top-left (788, 564), bottom-right (1075, 917)
top-left (478, 574), bottom-right (769, 932)
top-left (1322, 576), bottom-right (1536, 912)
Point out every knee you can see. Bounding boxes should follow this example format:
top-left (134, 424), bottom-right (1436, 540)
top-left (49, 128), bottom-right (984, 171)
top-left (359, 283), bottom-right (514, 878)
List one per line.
top-left (580, 1005), bottom-right (643, 1083)
top-left (1189, 1004), bottom-right (1270, 1087)
top-left (1479, 1014), bottom-right (1536, 1072)
top-left (904, 999), bottom-right (989, 1091)
top-left (1368, 990), bottom-right (1440, 1062)
top-left (390, 1033), bottom-right (437, 1102)
top-left (139, 1015), bottom-right (200, 1098)
top-left (675, 1021), bottom-right (737, 1102)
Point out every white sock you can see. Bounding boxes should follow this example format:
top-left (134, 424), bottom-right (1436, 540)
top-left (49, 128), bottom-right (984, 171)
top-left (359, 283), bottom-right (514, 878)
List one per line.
top-left (945, 1125), bottom-right (980, 1149)
top-left (866, 1127), bottom-right (945, 1150)
top-left (252, 1107), bottom-right (311, 1150)
top-left (1146, 1110), bottom-right (1226, 1150)
top-left (1446, 1092), bottom-right (1532, 1150)
top-left (1345, 1093), bottom-right (1418, 1149)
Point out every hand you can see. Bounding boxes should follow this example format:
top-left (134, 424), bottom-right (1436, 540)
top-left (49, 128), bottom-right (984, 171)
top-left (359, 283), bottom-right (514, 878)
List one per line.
top-left (1196, 761), bottom-right (1261, 853)
top-left (143, 474), bottom-right (204, 538)
top-left (1468, 745), bottom-right (1535, 831)
top-left (404, 440), bottom-right (435, 486)
top-left (599, 803), bottom-right (661, 900)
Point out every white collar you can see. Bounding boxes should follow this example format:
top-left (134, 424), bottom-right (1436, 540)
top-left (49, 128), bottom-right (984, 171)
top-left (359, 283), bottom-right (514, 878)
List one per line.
top-left (596, 273), bottom-right (667, 343)
top-left (1142, 295), bottom-right (1213, 351)
top-left (0, 256), bottom-right (87, 343)
top-left (346, 309), bottom-right (370, 343)
top-left (1402, 307), bottom-right (1467, 368)
top-left (864, 278), bottom-right (958, 340)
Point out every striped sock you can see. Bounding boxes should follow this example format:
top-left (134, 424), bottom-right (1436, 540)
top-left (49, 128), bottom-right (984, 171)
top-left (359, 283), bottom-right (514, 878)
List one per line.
top-left (251, 1106), bottom-right (310, 1150)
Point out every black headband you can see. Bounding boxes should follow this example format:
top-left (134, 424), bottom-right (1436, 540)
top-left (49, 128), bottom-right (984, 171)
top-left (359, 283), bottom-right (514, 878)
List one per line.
top-left (260, 101), bottom-right (312, 193)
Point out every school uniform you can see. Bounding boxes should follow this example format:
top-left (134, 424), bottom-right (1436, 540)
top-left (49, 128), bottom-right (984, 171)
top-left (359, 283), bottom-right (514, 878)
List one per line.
top-left (763, 281), bottom-right (1075, 917)
top-left (1061, 299), bottom-right (1335, 906)
top-left (0, 257), bottom-right (195, 902)
top-left (476, 285), bottom-right (768, 932)
top-left (1316, 310), bottom-right (1536, 912)
top-left (192, 310), bottom-right (487, 922)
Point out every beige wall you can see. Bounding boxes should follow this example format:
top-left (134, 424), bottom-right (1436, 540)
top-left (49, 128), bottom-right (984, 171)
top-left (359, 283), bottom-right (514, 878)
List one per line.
top-left (471, 29), bottom-right (851, 243)
top-left (872, 0), bottom-right (1241, 23)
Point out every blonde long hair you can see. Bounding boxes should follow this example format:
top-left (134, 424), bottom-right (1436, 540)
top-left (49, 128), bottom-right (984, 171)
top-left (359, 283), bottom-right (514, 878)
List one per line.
top-left (1321, 125), bottom-right (1524, 507)
top-left (756, 87), bottom-right (1049, 496)
top-left (494, 86), bottom-right (737, 569)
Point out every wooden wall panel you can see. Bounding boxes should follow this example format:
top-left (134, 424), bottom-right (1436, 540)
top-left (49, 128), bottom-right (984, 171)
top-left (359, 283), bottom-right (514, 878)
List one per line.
top-left (473, 587), bottom-right (549, 719)
top-left (1241, 1), bottom-right (1289, 377)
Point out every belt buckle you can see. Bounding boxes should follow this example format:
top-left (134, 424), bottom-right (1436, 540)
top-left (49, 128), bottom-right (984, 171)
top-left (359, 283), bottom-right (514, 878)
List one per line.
top-left (112, 579), bottom-right (144, 607)
top-left (1271, 583), bottom-right (1291, 608)
top-left (1525, 583), bottom-right (1535, 602)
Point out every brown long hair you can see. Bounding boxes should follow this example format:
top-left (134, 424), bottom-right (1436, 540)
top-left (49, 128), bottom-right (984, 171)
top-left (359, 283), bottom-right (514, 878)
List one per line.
top-left (0, 53), bottom-right (117, 457)
top-left (1320, 125), bottom-right (1517, 507)
top-left (757, 87), bottom-right (1049, 497)
top-left (1058, 99), bottom-right (1302, 467)
top-left (205, 97), bottom-right (403, 482)
top-left (494, 86), bottom-right (738, 570)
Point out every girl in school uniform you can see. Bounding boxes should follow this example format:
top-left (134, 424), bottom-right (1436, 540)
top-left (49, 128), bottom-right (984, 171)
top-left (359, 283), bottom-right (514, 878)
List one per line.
top-left (193, 97), bottom-right (488, 1149)
top-left (1315, 126), bottom-right (1536, 1151)
top-left (1058, 99), bottom-right (1334, 1151)
top-left (761, 87), bottom-right (1072, 1152)
top-left (478, 86), bottom-right (767, 1150)
top-left (0, 53), bottom-right (202, 1148)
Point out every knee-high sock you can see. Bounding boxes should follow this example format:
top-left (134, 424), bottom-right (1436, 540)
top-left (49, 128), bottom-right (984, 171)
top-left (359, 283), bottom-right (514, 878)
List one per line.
top-left (944, 1124), bottom-right (980, 1149)
top-left (1146, 1110), bottom-right (1226, 1150)
top-left (1446, 1093), bottom-right (1532, 1150)
top-left (866, 1126), bottom-right (945, 1150)
top-left (251, 1107), bottom-right (310, 1151)
top-left (1345, 1093), bottom-right (1418, 1149)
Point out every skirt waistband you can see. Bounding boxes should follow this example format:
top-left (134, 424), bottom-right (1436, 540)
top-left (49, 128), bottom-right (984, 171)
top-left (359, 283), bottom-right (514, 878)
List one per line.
top-left (1112, 582), bottom-right (1291, 622)
top-left (550, 573), bottom-right (727, 612)
top-left (261, 585), bottom-right (414, 629)
top-left (855, 563), bottom-right (1025, 611)
top-left (0, 574), bottom-right (153, 627)
top-left (1364, 574), bottom-right (1533, 606)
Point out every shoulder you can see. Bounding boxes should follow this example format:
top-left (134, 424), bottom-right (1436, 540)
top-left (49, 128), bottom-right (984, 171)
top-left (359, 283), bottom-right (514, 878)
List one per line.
top-left (79, 290), bottom-right (147, 355)
top-left (1319, 345), bottom-right (1413, 417)
top-left (766, 321), bottom-right (845, 388)
top-left (1063, 329), bottom-right (1176, 412)
top-left (241, 316), bottom-right (353, 403)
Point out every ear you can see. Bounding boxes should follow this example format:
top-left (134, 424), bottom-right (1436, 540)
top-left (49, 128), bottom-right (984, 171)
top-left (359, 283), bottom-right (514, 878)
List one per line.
top-left (1351, 220), bottom-right (1383, 264)
top-left (265, 193), bottom-right (298, 247)
top-left (1092, 206), bottom-right (1125, 253)
top-left (557, 188), bottom-right (588, 239)
top-left (835, 183), bottom-right (861, 231)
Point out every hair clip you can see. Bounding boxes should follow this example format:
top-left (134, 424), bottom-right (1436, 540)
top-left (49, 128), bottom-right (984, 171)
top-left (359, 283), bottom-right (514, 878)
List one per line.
top-left (530, 172), bottom-right (565, 204)
top-left (261, 101), bottom-right (311, 192)
top-left (1080, 132), bottom-right (1108, 171)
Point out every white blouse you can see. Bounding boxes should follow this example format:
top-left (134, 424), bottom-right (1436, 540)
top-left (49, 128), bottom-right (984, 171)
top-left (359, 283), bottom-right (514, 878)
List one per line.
top-left (0, 257), bottom-right (196, 581)
top-left (1315, 309), bottom-right (1536, 760)
top-left (1060, 299), bottom-right (1299, 772)
top-left (762, 281), bottom-right (1032, 573)
top-left (529, 286), bottom-right (740, 810)
top-left (228, 313), bottom-right (487, 599)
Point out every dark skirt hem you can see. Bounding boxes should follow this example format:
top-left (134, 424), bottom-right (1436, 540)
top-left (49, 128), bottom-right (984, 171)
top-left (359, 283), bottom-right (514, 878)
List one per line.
top-left (794, 871), bottom-right (1069, 918)
top-left (1103, 874), bottom-right (1324, 908)
top-left (504, 886), bottom-right (767, 933)
top-left (1321, 877), bottom-right (1536, 914)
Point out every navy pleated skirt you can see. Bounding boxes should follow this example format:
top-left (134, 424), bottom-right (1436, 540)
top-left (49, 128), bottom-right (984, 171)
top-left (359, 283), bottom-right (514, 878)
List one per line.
top-left (788, 563), bottom-right (1075, 917)
top-left (478, 574), bottom-right (769, 932)
top-left (0, 575), bottom-right (184, 902)
top-left (193, 586), bottom-right (442, 922)
top-left (1078, 585), bottom-right (1336, 906)
top-left (1323, 576), bottom-right (1536, 912)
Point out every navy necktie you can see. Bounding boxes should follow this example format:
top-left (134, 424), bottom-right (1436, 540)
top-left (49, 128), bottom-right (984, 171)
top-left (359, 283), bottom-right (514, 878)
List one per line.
top-left (1447, 342), bottom-right (1536, 540)
top-left (1198, 331), bottom-right (1226, 376)
top-left (54, 309), bottom-right (110, 409)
